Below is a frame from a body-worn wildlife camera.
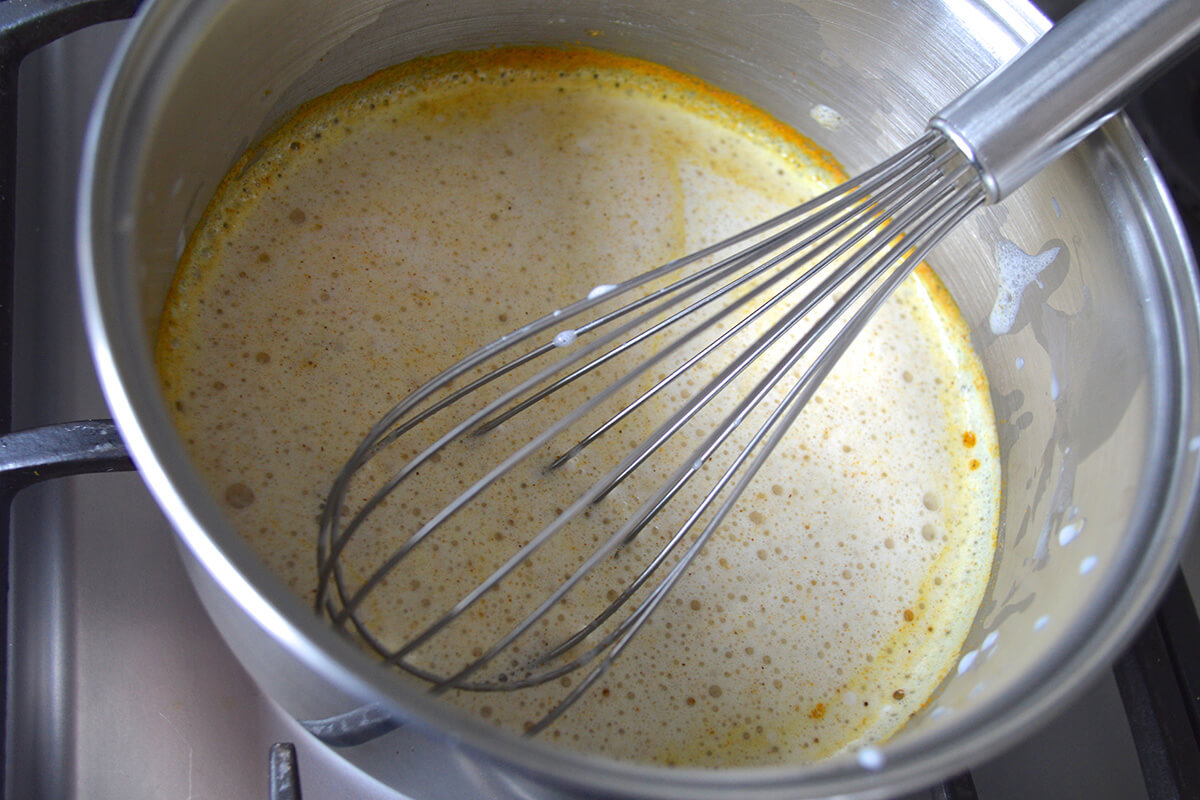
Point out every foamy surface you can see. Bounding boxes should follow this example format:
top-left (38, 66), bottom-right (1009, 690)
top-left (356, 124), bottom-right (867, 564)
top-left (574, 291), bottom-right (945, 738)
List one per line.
top-left (157, 48), bottom-right (999, 767)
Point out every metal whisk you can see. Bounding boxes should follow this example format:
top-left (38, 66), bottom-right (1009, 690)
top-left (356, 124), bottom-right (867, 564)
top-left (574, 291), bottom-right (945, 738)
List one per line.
top-left (315, 0), bottom-right (1200, 734)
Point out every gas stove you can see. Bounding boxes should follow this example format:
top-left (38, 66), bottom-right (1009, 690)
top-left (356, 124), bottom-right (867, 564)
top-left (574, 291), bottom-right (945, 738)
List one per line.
top-left (4, 3), bottom-right (1198, 799)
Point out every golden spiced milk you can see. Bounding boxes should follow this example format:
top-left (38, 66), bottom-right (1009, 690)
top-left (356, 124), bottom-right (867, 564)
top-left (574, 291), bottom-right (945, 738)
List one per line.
top-left (156, 48), bottom-right (999, 766)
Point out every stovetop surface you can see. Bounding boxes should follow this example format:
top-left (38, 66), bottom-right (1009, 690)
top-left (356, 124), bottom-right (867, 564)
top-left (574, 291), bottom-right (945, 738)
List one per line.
top-left (8, 13), bottom-right (1191, 800)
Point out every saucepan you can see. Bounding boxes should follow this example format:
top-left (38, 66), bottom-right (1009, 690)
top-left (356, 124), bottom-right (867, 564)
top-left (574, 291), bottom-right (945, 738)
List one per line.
top-left (75, 0), bottom-right (1200, 797)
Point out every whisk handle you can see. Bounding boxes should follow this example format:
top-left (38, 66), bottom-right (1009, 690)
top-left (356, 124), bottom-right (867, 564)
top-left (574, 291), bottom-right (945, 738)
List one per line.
top-left (930, 0), bottom-right (1200, 203)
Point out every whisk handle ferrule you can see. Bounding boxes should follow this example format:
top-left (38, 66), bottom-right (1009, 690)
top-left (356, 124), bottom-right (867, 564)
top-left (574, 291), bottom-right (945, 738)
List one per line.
top-left (930, 0), bottom-right (1200, 203)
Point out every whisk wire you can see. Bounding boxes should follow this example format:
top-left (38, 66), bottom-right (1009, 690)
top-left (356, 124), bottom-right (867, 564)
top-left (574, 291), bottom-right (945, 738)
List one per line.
top-left (322, 151), bottom-right (940, 629)
top-left (324, 137), bottom-right (954, 636)
top-left (314, 131), bottom-right (944, 607)
top-left (484, 182), bottom-right (962, 680)
top-left (578, 148), bottom-right (965, 505)
top-left (317, 131), bottom-right (983, 718)
top-left (523, 169), bottom-right (987, 731)
top-left (543, 145), bottom-right (963, 470)
top-left (471, 135), bottom-right (950, 439)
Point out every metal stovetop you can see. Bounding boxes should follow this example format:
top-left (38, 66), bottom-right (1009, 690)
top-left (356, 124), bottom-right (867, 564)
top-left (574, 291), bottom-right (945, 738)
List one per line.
top-left (6, 10), bottom-right (1192, 800)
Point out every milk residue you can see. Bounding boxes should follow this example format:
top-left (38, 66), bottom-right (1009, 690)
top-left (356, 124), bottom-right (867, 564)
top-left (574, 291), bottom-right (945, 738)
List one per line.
top-left (156, 47), bottom-right (1000, 767)
top-left (810, 104), bottom-right (844, 131)
top-left (989, 238), bottom-right (1061, 335)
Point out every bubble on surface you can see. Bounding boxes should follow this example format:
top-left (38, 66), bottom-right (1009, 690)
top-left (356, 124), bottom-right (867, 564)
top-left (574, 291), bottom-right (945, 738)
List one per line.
top-left (224, 482), bottom-right (255, 509)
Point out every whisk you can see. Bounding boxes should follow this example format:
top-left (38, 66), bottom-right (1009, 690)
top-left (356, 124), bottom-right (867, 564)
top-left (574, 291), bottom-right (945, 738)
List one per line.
top-left (316, 0), bottom-right (1200, 734)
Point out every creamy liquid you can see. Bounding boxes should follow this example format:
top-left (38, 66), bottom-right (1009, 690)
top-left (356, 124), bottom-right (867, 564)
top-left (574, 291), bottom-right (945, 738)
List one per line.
top-left (157, 48), bottom-right (999, 766)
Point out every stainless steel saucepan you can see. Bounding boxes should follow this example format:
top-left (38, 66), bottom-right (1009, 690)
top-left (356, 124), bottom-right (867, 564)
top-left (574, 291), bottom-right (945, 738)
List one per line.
top-left (74, 1), bottom-right (1200, 797)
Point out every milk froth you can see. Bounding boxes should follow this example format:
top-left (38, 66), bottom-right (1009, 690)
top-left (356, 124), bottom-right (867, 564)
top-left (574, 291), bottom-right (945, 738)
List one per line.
top-left (156, 47), bottom-right (999, 766)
